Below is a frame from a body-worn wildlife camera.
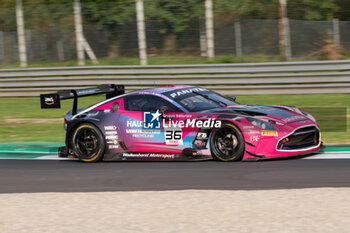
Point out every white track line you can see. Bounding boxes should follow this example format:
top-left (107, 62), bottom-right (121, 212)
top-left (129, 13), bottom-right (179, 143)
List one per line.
top-left (36, 155), bottom-right (76, 160)
top-left (303, 152), bottom-right (350, 159)
top-left (0, 155), bottom-right (73, 160)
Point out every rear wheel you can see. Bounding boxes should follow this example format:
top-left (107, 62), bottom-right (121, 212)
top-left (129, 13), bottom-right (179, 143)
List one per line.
top-left (210, 123), bottom-right (245, 161)
top-left (71, 123), bottom-right (105, 162)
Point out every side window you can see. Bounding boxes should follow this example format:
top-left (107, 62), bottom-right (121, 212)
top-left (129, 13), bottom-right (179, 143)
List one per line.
top-left (124, 95), bottom-right (182, 112)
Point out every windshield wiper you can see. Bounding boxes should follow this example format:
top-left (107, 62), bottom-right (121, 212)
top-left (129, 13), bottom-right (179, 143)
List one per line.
top-left (192, 91), bottom-right (227, 107)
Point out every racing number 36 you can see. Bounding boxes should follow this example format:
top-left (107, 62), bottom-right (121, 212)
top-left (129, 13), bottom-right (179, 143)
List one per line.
top-left (165, 130), bottom-right (182, 140)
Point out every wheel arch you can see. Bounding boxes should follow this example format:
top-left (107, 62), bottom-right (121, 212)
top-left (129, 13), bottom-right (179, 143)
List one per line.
top-left (208, 119), bottom-right (246, 161)
top-left (207, 120), bottom-right (245, 145)
top-left (66, 120), bottom-right (104, 150)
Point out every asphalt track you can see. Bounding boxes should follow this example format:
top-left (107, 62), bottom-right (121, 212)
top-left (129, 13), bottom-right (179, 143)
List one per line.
top-left (0, 153), bottom-right (350, 193)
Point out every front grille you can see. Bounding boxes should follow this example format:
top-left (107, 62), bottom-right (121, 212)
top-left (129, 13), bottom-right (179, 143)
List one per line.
top-left (277, 126), bottom-right (320, 150)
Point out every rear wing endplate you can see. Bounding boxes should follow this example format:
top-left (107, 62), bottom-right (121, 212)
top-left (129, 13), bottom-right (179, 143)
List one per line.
top-left (40, 84), bottom-right (124, 115)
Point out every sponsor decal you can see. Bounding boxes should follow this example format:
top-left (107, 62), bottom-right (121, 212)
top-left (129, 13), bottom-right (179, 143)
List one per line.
top-left (105, 131), bottom-right (118, 135)
top-left (163, 118), bottom-right (221, 128)
top-left (104, 125), bottom-right (117, 130)
top-left (122, 153), bottom-right (175, 159)
top-left (250, 135), bottom-right (260, 142)
top-left (106, 140), bottom-right (118, 144)
top-left (175, 114), bottom-right (193, 118)
top-left (165, 128), bottom-right (183, 145)
top-left (105, 135), bottom-right (118, 140)
top-left (169, 87), bottom-right (206, 99)
top-left (243, 126), bottom-right (255, 129)
top-left (126, 114), bottom-right (221, 142)
top-left (283, 115), bottom-right (304, 122)
top-left (41, 93), bottom-right (60, 108)
top-left (108, 145), bottom-right (119, 149)
top-left (127, 120), bottom-right (143, 127)
top-left (143, 110), bottom-right (161, 129)
top-left (197, 132), bottom-right (208, 139)
top-left (194, 140), bottom-right (206, 147)
top-left (247, 130), bottom-right (260, 134)
top-left (44, 97), bottom-right (55, 105)
top-left (127, 115), bottom-right (220, 130)
top-left (126, 129), bottom-right (160, 134)
top-left (261, 130), bottom-right (278, 136)
top-left (132, 134), bottom-right (155, 138)
top-left (126, 129), bottom-right (138, 133)
top-left (105, 126), bottom-right (118, 140)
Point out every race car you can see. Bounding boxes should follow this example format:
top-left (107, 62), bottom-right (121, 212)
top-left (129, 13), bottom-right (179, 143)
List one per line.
top-left (40, 84), bottom-right (322, 162)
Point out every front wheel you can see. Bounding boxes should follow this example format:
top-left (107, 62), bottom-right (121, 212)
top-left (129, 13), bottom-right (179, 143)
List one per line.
top-left (71, 123), bottom-right (105, 162)
top-left (210, 123), bottom-right (245, 161)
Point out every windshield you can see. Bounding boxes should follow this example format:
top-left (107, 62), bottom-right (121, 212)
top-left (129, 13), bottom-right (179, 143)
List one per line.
top-left (163, 87), bottom-right (236, 112)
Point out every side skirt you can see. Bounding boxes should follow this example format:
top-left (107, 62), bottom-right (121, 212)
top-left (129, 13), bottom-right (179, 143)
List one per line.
top-left (103, 152), bottom-right (212, 161)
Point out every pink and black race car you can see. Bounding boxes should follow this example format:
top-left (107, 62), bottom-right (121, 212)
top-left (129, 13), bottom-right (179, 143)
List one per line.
top-left (41, 85), bottom-right (322, 162)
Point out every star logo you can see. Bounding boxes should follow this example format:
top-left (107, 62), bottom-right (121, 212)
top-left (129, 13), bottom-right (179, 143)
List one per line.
top-left (151, 110), bottom-right (162, 122)
top-left (143, 111), bottom-right (161, 129)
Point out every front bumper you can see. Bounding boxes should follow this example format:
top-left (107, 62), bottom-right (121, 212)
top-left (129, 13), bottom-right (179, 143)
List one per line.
top-left (244, 142), bottom-right (325, 161)
top-left (242, 123), bottom-right (321, 160)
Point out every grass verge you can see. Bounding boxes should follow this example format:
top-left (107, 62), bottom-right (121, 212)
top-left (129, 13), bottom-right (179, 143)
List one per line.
top-left (0, 55), bottom-right (309, 69)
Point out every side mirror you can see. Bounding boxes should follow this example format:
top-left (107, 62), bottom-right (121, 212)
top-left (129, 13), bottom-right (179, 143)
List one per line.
top-left (111, 102), bottom-right (119, 113)
top-left (227, 95), bottom-right (237, 102)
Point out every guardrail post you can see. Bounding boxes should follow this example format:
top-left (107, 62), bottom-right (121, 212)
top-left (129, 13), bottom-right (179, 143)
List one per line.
top-left (285, 18), bottom-right (292, 59)
top-left (279, 0), bottom-right (288, 60)
top-left (234, 19), bottom-right (242, 57)
top-left (333, 18), bottom-right (340, 45)
top-left (25, 29), bottom-right (31, 61)
top-left (57, 40), bottom-right (65, 61)
top-left (200, 27), bottom-right (207, 57)
top-left (74, 0), bottom-right (85, 66)
top-left (15, 0), bottom-right (28, 67)
top-left (205, 0), bottom-right (215, 59)
top-left (136, 0), bottom-right (147, 66)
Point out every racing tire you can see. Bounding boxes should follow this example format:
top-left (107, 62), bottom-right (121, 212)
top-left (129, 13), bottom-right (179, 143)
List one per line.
top-left (71, 123), bottom-right (105, 162)
top-left (210, 122), bottom-right (245, 162)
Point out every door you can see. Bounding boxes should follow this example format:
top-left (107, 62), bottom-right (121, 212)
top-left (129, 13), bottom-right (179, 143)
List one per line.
top-left (118, 94), bottom-right (185, 153)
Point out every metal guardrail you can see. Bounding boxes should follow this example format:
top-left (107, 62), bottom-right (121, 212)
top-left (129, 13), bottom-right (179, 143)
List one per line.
top-left (1, 60), bottom-right (350, 96)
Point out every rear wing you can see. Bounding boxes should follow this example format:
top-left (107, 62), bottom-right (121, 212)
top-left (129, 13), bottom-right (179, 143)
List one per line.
top-left (40, 84), bottom-right (124, 115)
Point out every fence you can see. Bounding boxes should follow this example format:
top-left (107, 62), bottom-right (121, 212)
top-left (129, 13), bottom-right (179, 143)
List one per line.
top-left (0, 1), bottom-right (349, 67)
top-left (1, 60), bottom-right (350, 97)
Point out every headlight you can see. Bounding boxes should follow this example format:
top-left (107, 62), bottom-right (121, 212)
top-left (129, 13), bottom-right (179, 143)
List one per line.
top-left (246, 118), bottom-right (276, 130)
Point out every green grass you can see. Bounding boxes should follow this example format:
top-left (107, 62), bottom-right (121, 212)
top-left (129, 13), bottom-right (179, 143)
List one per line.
top-left (0, 56), bottom-right (208, 69)
top-left (0, 96), bottom-right (105, 119)
top-left (0, 94), bottom-right (349, 144)
top-left (0, 96), bottom-right (105, 143)
top-left (0, 54), bottom-right (309, 69)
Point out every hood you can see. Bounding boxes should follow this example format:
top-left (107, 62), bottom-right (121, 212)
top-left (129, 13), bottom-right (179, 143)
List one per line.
top-left (201, 104), bottom-right (310, 124)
